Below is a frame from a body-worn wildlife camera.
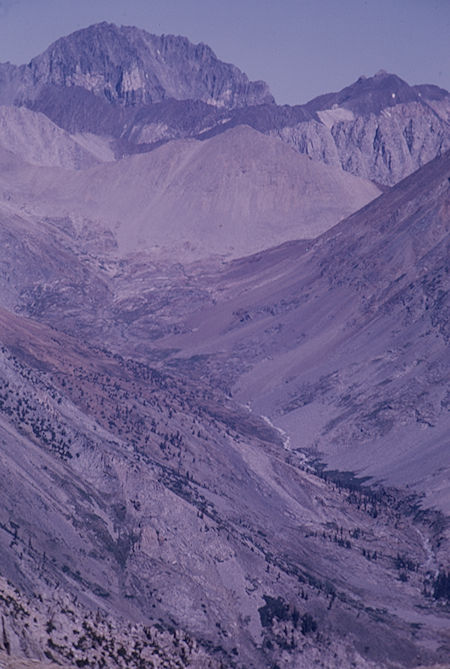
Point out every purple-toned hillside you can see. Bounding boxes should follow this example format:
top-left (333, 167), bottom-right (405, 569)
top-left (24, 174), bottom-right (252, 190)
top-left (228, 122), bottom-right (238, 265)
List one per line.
top-left (0, 22), bottom-right (449, 669)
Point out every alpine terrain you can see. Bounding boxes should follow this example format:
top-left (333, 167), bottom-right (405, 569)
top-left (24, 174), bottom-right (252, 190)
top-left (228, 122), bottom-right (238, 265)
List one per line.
top-left (0, 22), bottom-right (449, 669)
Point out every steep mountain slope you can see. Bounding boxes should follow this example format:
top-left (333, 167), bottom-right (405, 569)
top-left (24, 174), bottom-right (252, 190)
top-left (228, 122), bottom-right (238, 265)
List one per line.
top-left (26, 67), bottom-right (448, 188)
top-left (0, 119), bottom-right (448, 669)
top-left (302, 71), bottom-right (450, 184)
top-left (415, 84), bottom-right (450, 123)
top-left (152, 151), bottom-right (450, 512)
top-left (1, 22), bottom-right (273, 109)
top-left (0, 21), bottom-right (449, 669)
top-left (0, 105), bottom-right (107, 168)
top-left (0, 125), bottom-right (380, 259)
top-left (0, 573), bottom-right (219, 669)
top-left (0, 24), bottom-right (447, 187)
top-left (0, 304), bottom-right (449, 669)
top-left (25, 82), bottom-right (132, 143)
top-left (193, 72), bottom-right (450, 186)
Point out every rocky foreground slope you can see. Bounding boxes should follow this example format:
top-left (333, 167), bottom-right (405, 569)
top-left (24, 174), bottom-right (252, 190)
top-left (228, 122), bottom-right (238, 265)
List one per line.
top-left (0, 21), bottom-right (449, 668)
top-left (0, 302), bottom-right (449, 668)
top-left (0, 143), bottom-right (448, 667)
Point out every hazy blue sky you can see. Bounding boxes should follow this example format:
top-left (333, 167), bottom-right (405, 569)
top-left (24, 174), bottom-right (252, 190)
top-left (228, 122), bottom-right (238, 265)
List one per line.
top-left (0, 0), bottom-right (448, 104)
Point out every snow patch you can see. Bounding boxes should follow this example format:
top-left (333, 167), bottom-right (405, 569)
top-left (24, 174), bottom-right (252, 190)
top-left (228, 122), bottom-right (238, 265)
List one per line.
top-left (205, 97), bottom-right (226, 108)
top-left (136, 122), bottom-right (170, 144)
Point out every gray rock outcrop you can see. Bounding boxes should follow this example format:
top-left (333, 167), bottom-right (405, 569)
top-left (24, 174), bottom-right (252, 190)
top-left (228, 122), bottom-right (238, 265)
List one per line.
top-left (13, 22), bottom-right (274, 109)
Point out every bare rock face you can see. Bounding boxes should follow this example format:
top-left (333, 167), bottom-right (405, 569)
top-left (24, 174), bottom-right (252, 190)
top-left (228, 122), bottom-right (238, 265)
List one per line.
top-left (22, 22), bottom-right (274, 109)
top-left (414, 83), bottom-right (450, 123)
top-left (304, 72), bottom-right (450, 184)
top-left (0, 61), bottom-right (32, 106)
top-left (261, 73), bottom-right (450, 185)
top-left (1, 25), bottom-right (447, 188)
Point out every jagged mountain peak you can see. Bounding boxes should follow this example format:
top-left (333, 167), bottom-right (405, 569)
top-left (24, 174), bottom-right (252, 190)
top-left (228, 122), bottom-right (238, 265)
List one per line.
top-left (23, 21), bottom-right (274, 108)
top-left (307, 70), bottom-right (429, 115)
top-left (0, 23), bottom-right (447, 189)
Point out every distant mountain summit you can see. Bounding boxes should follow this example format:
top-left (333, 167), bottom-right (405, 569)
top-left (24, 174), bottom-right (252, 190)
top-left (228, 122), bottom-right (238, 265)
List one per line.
top-left (306, 69), bottom-right (422, 116)
top-left (295, 70), bottom-right (450, 184)
top-left (0, 24), bottom-right (447, 187)
top-left (22, 22), bottom-right (274, 108)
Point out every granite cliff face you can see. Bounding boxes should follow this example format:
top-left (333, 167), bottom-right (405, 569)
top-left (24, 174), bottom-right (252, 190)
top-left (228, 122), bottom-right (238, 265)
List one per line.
top-left (12, 22), bottom-right (274, 109)
top-left (301, 71), bottom-right (450, 184)
top-left (0, 24), bottom-right (447, 187)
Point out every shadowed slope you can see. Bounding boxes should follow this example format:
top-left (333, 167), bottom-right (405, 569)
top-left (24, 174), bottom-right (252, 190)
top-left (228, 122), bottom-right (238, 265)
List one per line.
top-left (156, 151), bottom-right (450, 510)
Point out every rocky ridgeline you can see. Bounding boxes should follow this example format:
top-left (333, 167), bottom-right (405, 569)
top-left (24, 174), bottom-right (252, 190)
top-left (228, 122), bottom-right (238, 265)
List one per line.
top-left (0, 22), bottom-right (273, 109)
top-left (269, 99), bottom-right (449, 186)
top-left (0, 24), bottom-right (447, 184)
top-left (121, 89), bottom-right (450, 185)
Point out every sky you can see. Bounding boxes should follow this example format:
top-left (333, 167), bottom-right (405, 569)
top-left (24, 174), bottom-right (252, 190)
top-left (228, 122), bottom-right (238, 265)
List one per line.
top-left (0, 0), bottom-right (448, 105)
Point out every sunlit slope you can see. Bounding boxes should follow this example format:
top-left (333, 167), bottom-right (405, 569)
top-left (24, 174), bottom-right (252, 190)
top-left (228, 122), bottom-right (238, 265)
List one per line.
top-left (0, 125), bottom-right (380, 259)
top-left (158, 151), bottom-right (450, 510)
